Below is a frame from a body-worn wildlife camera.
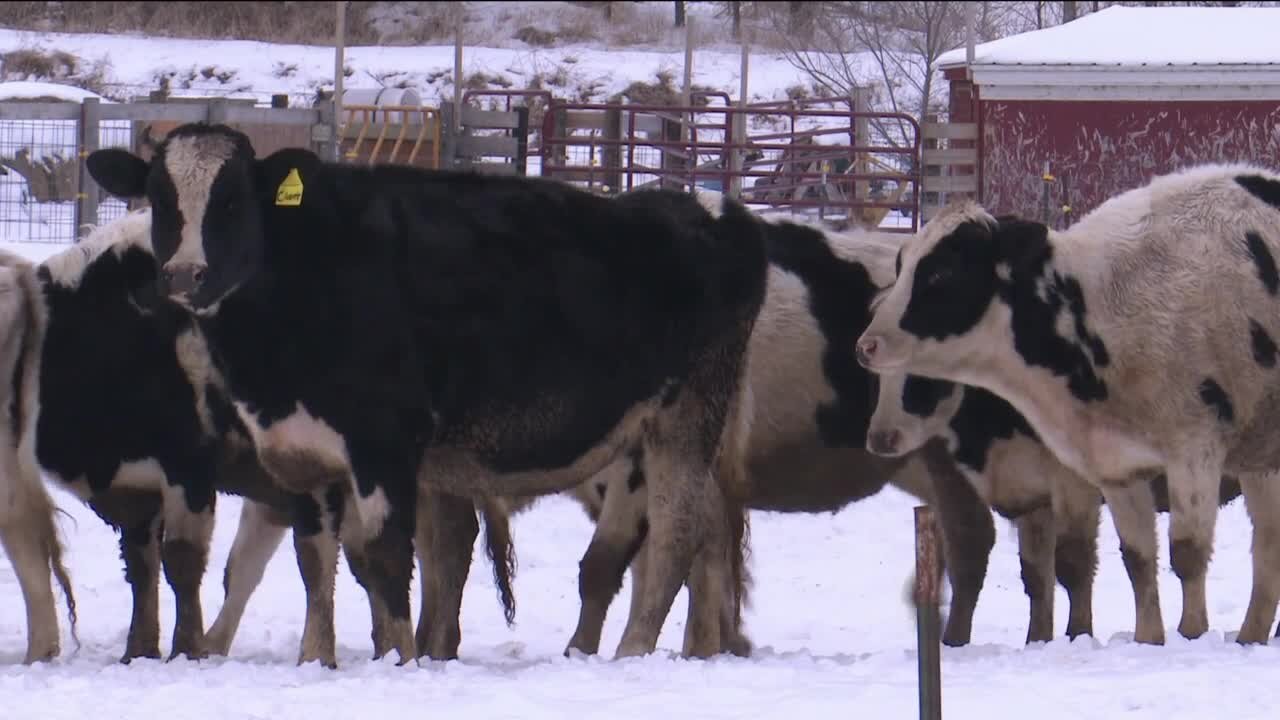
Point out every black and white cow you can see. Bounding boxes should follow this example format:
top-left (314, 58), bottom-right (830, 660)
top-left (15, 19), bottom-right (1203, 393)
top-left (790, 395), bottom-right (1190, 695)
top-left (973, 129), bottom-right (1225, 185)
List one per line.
top-left (86, 124), bottom-right (769, 662)
top-left (549, 209), bottom-right (1006, 656)
top-left (857, 163), bottom-right (1280, 644)
top-left (0, 256), bottom-right (76, 664)
top-left (0, 209), bottom-right (516, 667)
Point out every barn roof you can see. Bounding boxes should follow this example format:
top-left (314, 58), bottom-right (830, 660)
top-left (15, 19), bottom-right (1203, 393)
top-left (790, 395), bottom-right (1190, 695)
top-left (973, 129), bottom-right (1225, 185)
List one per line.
top-left (938, 6), bottom-right (1280, 68)
top-left (938, 6), bottom-right (1280, 101)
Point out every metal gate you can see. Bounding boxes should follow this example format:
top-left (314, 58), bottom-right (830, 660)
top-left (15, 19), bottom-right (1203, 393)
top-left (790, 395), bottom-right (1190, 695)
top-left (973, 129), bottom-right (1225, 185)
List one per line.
top-left (539, 98), bottom-right (922, 232)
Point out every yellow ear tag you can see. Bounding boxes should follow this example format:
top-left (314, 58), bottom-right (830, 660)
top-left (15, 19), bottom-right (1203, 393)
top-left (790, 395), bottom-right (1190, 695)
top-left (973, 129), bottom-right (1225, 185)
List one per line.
top-left (275, 168), bottom-right (304, 207)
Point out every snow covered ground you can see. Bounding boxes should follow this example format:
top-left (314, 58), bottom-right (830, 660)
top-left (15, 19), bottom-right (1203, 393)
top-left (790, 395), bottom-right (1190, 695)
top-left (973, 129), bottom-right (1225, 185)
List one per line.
top-left (2, 466), bottom-right (1278, 719)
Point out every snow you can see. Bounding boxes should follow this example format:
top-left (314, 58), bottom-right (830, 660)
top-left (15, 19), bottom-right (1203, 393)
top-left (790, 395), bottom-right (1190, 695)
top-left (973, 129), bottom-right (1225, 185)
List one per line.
top-left (0, 80), bottom-right (112, 103)
top-left (0, 25), bottom-right (814, 108)
top-left (3, 481), bottom-right (1278, 719)
top-left (938, 6), bottom-right (1280, 69)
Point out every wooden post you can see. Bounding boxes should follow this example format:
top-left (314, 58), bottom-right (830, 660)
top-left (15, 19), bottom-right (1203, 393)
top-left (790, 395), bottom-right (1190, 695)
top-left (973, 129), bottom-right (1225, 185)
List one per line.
top-left (852, 86), bottom-right (871, 225)
top-left (727, 32), bottom-right (749, 199)
top-left (453, 13), bottom-right (464, 132)
top-left (334, 0), bottom-right (347, 162)
top-left (914, 506), bottom-right (942, 720)
top-left (76, 97), bottom-right (101, 238)
top-left (682, 16), bottom-right (694, 153)
top-left (439, 102), bottom-right (457, 169)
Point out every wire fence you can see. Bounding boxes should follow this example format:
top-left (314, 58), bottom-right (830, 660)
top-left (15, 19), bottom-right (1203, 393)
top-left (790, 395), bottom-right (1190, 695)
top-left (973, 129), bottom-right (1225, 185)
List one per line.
top-left (0, 117), bottom-right (132, 243)
top-left (0, 98), bottom-right (325, 251)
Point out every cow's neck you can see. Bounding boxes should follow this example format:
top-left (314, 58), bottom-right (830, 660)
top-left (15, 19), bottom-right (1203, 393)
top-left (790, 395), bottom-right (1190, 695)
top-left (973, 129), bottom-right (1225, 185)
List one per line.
top-left (982, 234), bottom-right (1163, 485)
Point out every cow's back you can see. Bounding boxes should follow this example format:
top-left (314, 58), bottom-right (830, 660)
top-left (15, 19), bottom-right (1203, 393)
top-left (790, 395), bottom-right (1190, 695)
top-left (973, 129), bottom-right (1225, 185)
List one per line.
top-left (248, 161), bottom-right (768, 470)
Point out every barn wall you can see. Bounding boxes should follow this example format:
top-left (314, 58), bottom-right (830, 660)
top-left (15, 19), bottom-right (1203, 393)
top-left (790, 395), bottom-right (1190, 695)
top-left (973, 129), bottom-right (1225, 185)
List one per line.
top-left (980, 99), bottom-right (1280, 223)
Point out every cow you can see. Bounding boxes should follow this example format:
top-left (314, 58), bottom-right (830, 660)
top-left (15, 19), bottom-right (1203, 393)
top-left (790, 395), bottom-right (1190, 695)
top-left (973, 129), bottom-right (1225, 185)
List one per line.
top-left (85, 124), bottom-right (769, 662)
top-left (0, 208), bottom-right (516, 667)
top-left (544, 209), bottom-right (1010, 657)
top-left (856, 163), bottom-right (1280, 644)
top-left (0, 255), bottom-right (76, 664)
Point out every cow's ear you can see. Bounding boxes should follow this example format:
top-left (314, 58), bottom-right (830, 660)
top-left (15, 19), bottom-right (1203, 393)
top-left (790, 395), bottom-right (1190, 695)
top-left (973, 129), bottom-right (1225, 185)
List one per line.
top-left (86, 148), bottom-right (149, 199)
top-left (993, 216), bottom-right (1051, 277)
top-left (255, 148), bottom-right (322, 208)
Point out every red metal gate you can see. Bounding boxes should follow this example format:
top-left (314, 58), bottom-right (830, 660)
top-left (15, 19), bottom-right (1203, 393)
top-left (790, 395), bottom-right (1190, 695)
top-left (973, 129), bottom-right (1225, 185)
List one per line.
top-left (539, 98), bottom-right (922, 232)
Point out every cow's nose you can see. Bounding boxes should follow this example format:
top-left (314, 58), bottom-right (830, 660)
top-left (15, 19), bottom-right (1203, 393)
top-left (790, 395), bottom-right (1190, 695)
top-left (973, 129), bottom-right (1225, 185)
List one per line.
top-left (162, 262), bottom-right (207, 297)
top-left (856, 336), bottom-right (880, 367)
top-left (867, 428), bottom-right (902, 456)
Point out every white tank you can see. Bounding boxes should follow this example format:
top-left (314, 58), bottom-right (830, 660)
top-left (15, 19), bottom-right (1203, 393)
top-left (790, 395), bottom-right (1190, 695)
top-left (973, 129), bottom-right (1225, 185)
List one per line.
top-left (342, 87), bottom-right (424, 124)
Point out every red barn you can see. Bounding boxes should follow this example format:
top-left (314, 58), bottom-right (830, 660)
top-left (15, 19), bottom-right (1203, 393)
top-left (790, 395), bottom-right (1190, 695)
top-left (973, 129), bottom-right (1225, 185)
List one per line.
top-left (935, 5), bottom-right (1280, 227)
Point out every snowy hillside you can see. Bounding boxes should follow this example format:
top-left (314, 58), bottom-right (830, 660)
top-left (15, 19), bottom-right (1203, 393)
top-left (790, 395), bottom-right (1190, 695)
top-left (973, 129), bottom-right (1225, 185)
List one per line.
top-left (0, 22), bottom-right (839, 109)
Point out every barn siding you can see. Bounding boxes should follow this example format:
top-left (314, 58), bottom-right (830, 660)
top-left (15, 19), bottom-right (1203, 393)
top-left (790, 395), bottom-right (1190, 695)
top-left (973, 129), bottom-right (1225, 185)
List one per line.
top-left (980, 99), bottom-right (1280, 223)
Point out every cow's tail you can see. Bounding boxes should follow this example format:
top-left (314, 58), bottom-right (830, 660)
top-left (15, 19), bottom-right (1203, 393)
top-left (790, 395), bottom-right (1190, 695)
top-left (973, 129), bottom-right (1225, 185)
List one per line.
top-left (479, 497), bottom-right (518, 626)
top-left (11, 259), bottom-right (79, 651)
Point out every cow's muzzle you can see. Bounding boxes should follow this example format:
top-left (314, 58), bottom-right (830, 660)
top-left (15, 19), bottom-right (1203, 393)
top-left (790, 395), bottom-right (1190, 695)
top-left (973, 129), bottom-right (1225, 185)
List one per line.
top-left (162, 261), bottom-right (207, 300)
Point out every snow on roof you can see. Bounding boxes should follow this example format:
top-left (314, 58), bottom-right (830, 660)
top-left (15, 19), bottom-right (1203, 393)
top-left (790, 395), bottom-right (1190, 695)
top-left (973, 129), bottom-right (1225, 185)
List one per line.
top-left (0, 80), bottom-right (112, 103)
top-left (938, 6), bottom-right (1280, 68)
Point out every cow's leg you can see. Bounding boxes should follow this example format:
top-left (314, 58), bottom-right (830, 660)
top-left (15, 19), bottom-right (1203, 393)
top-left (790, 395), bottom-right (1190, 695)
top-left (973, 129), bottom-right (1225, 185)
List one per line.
top-left (119, 512), bottom-right (164, 663)
top-left (1236, 469), bottom-right (1280, 644)
top-left (1052, 478), bottom-right (1100, 640)
top-left (206, 500), bottom-right (289, 657)
top-left (292, 490), bottom-right (340, 668)
top-left (0, 510), bottom-right (61, 664)
top-left (419, 490), bottom-right (477, 661)
top-left (1100, 481), bottom-right (1164, 644)
top-left (414, 491), bottom-right (438, 659)
top-left (681, 503), bottom-right (732, 659)
top-left (921, 445), bottom-right (996, 647)
top-left (159, 482), bottom-right (215, 661)
top-left (567, 460), bottom-right (650, 657)
top-left (340, 488), bottom-right (400, 661)
top-left (1014, 505), bottom-right (1056, 644)
top-left (614, 436), bottom-right (725, 659)
top-left (1164, 453), bottom-right (1223, 640)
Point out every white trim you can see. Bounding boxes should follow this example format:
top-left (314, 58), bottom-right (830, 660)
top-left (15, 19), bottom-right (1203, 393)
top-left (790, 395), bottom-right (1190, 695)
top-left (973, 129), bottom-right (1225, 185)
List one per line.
top-left (978, 84), bottom-right (1280, 102)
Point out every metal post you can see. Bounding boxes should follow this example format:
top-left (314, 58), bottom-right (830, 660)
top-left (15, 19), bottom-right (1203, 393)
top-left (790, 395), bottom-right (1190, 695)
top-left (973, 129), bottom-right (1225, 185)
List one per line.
top-left (914, 506), bottom-right (942, 720)
top-left (682, 15), bottom-right (694, 156)
top-left (76, 97), bottom-right (101, 238)
top-left (333, 0), bottom-right (347, 162)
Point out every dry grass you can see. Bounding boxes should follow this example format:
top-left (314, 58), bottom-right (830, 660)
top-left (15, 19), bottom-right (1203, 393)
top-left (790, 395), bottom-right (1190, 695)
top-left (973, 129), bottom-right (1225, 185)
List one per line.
top-left (0, 2), bottom-right (384, 46)
top-left (0, 46), bottom-right (113, 97)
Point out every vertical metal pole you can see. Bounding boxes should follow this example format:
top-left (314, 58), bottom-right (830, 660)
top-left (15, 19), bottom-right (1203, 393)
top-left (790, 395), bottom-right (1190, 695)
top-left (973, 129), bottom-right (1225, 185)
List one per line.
top-left (334, 0), bottom-right (347, 162)
top-left (914, 506), bottom-right (942, 720)
top-left (76, 97), bottom-right (101, 238)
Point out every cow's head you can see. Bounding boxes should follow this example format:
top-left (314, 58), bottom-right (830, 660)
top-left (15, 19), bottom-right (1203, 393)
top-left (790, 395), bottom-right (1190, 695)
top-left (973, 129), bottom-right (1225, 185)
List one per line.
top-left (855, 202), bottom-right (1049, 379)
top-left (866, 371), bottom-right (961, 457)
top-left (86, 123), bottom-right (312, 314)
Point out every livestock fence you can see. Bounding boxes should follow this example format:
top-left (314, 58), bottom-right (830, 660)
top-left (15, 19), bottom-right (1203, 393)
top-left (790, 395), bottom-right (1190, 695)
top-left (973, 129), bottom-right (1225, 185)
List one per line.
top-left (0, 91), bottom-right (961, 244)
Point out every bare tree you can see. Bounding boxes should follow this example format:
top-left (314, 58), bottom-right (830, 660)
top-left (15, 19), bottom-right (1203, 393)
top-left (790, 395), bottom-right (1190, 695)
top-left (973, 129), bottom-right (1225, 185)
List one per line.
top-left (1063, 1), bottom-right (1078, 21)
top-left (774, 2), bottom-right (974, 150)
top-left (675, 0), bottom-right (686, 27)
